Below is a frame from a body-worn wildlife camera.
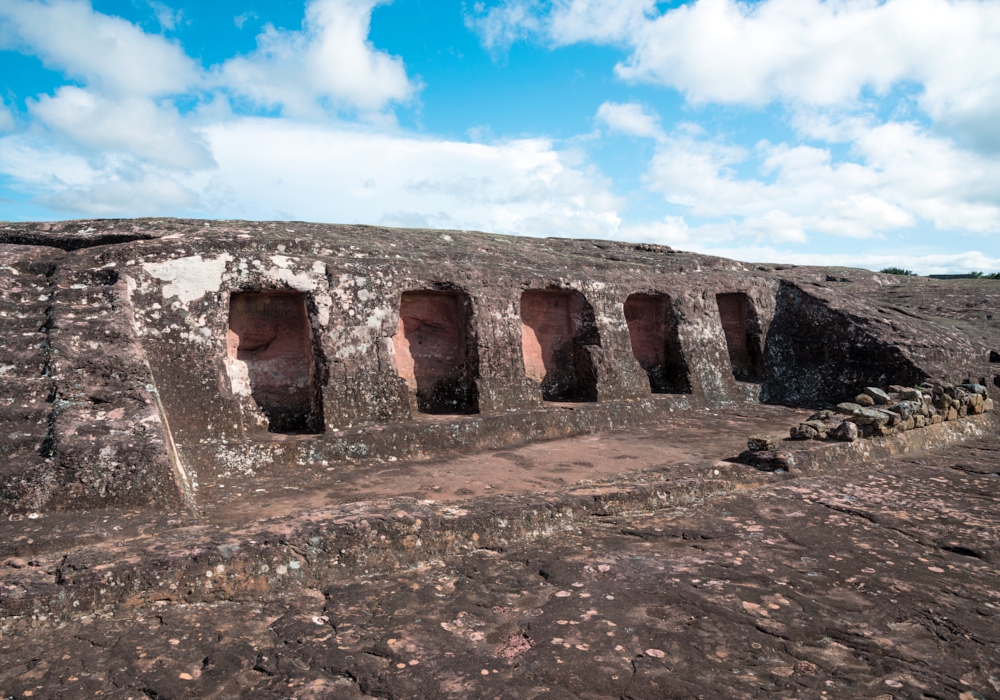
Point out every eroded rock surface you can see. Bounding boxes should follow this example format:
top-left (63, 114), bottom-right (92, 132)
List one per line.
top-left (3, 219), bottom-right (1000, 699)
top-left (2, 218), bottom-right (1000, 516)
top-left (3, 434), bottom-right (999, 699)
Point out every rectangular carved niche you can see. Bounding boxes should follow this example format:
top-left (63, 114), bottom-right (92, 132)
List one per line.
top-left (227, 292), bottom-right (324, 434)
top-left (392, 290), bottom-right (479, 415)
top-left (520, 290), bottom-right (599, 402)
top-left (624, 294), bottom-right (691, 394)
top-left (716, 292), bottom-right (764, 382)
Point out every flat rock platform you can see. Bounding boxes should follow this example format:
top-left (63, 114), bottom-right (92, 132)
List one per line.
top-left (2, 406), bottom-right (1000, 699)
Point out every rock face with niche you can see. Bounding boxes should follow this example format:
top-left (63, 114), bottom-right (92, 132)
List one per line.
top-left (519, 290), bottom-right (599, 402)
top-left (227, 291), bottom-right (322, 433)
top-left (1, 217), bottom-right (999, 515)
top-left (392, 290), bottom-right (478, 414)
top-left (623, 293), bottom-right (690, 394)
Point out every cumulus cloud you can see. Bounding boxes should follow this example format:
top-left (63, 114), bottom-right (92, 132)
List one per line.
top-left (0, 100), bottom-right (14, 132)
top-left (473, 0), bottom-right (1000, 148)
top-left (0, 0), bottom-right (200, 96)
top-left (0, 0), bottom-right (210, 173)
top-left (467, 0), bottom-right (655, 50)
top-left (478, 0), bottom-right (1000, 251)
top-left (595, 101), bottom-right (662, 140)
top-left (216, 0), bottom-right (417, 116)
top-left (639, 120), bottom-right (1000, 243)
top-left (676, 244), bottom-right (1000, 277)
top-left (0, 119), bottom-right (621, 235)
top-left (28, 87), bottom-right (212, 169)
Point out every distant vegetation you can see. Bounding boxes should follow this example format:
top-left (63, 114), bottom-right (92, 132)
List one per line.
top-left (879, 268), bottom-right (1000, 278)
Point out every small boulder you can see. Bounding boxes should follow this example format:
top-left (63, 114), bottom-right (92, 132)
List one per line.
top-left (836, 402), bottom-right (863, 415)
top-left (849, 408), bottom-right (889, 426)
top-left (747, 434), bottom-right (780, 452)
top-left (898, 388), bottom-right (923, 401)
top-left (803, 419), bottom-right (833, 433)
top-left (863, 387), bottom-right (891, 405)
top-left (855, 394), bottom-right (875, 407)
top-left (960, 383), bottom-right (986, 395)
top-left (830, 421), bottom-right (859, 442)
top-left (808, 410), bottom-right (837, 421)
top-left (737, 450), bottom-right (795, 472)
top-left (879, 409), bottom-right (902, 426)
top-left (790, 424), bottom-right (819, 440)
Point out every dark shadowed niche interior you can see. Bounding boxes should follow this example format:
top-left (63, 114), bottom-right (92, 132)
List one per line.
top-left (392, 290), bottom-right (479, 415)
top-left (520, 290), bottom-right (599, 402)
top-left (227, 292), bottom-right (324, 434)
top-left (716, 292), bottom-right (764, 382)
top-left (624, 294), bottom-right (691, 394)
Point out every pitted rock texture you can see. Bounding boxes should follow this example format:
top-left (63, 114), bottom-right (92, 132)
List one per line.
top-left (2, 434), bottom-right (1000, 699)
top-left (2, 218), bottom-right (1000, 516)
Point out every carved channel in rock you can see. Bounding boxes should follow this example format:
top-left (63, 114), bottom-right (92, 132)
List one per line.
top-left (716, 292), bottom-right (764, 382)
top-left (624, 294), bottom-right (691, 394)
top-left (227, 292), bottom-right (324, 433)
top-left (392, 290), bottom-right (479, 415)
top-left (520, 290), bottom-right (599, 402)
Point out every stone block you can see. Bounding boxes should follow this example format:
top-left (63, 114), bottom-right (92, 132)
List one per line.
top-left (790, 424), bottom-right (819, 440)
top-left (747, 433), bottom-right (780, 452)
top-left (737, 449), bottom-right (795, 472)
top-left (863, 387), bottom-right (891, 405)
top-left (830, 421), bottom-right (859, 442)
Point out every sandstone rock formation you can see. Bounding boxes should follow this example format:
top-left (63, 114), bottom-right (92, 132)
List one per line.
top-left (2, 218), bottom-right (999, 516)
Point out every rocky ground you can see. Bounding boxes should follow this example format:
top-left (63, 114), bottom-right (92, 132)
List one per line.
top-left (3, 422), bottom-right (1000, 699)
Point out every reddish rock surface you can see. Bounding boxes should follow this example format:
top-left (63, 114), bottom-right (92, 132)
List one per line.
top-left (2, 429), bottom-right (999, 699)
top-left (3, 219), bottom-right (1000, 699)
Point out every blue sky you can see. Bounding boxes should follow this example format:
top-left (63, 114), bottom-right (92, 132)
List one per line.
top-left (1, 0), bottom-right (999, 273)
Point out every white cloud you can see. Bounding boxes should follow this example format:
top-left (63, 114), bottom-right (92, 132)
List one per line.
top-left (681, 244), bottom-right (1000, 277)
top-left (0, 100), bottom-right (14, 132)
top-left (201, 120), bottom-right (622, 237)
top-left (473, 0), bottom-right (1000, 150)
top-left (147, 1), bottom-right (182, 31)
top-left (0, 0), bottom-right (200, 96)
top-left (0, 0), bottom-right (209, 172)
top-left (28, 87), bottom-right (212, 169)
top-left (0, 134), bottom-right (202, 215)
top-left (216, 0), bottom-right (416, 116)
top-left (0, 119), bottom-right (622, 236)
top-left (467, 0), bottom-right (655, 49)
top-left (595, 101), bottom-right (662, 140)
top-left (475, 0), bottom-right (1000, 113)
top-left (635, 118), bottom-right (1000, 244)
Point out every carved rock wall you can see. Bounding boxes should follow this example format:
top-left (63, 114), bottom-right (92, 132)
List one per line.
top-left (2, 219), bottom-right (999, 514)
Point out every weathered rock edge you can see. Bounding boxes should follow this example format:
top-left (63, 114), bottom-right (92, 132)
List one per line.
top-left (2, 411), bottom-right (995, 625)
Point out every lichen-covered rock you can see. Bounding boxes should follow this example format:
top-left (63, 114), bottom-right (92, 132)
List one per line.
top-left (863, 387), bottom-right (892, 405)
top-left (737, 449), bottom-right (795, 471)
top-left (830, 421), bottom-right (860, 442)
top-left (789, 424), bottom-right (819, 440)
top-left (747, 433), bottom-right (781, 451)
top-left (2, 218), bottom-right (1000, 515)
